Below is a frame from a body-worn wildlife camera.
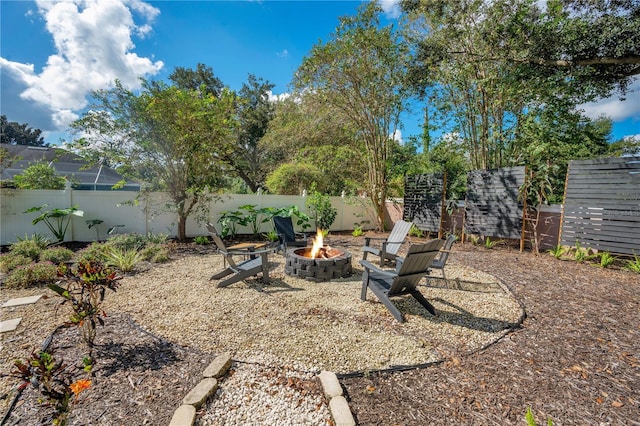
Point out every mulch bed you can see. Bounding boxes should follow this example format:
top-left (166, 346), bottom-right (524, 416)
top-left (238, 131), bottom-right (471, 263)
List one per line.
top-left (340, 244), bottom-right (640, 425)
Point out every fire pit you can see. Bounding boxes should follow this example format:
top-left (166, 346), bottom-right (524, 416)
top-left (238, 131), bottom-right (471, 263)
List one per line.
top-left (284, 230), bottom-right (352, 282)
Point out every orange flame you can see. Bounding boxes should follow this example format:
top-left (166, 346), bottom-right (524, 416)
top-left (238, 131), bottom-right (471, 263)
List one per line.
top-left (310, 229), bottom-right (324, 258)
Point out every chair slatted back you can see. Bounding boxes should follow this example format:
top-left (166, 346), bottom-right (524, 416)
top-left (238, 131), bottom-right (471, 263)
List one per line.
top-left (388, 239), bottom-right (444, 296)
top-left (206, 223), bottom-right (237, 268)
top-left (385, 220), bottom-right (413, 256)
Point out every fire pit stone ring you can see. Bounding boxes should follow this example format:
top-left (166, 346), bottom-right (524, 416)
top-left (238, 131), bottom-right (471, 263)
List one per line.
top-left (284, 247), bottom-right (353, 282)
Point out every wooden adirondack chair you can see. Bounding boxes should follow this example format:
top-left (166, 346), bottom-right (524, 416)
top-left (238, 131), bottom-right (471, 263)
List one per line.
top-left (360, 239), bottom-right (444, 323)
top-left (361, 219), bottom-right (413, 267)
top-left (206, 223), bottom-right (275, 288)
top-left (429, 234), bottom-right (457, 279)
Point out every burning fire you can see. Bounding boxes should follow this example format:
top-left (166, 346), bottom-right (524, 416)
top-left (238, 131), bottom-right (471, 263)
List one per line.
top-left (310, 228), bottom-right (326, 258)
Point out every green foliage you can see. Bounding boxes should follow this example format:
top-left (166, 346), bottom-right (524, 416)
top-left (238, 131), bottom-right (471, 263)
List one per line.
top-left (572, 241), bottom-right (595, 263)
top-left (103, 247), bottom-right (143, 273)
top-left (525, 406), bottom-right (553, 426)
top-left (145, 232), bottom-right (169, 244)
top-left (625, 253), bottom-right (640, 274)
top-left (50, 260), bottom-right (121, 346)
top-left (13, 350), bottom-right (89, 425)
top-left (599, 251), bottom-right (616, 268)
top-left (9, 238), bottom-right (46, 261)
top-left (238, 204), bottom-right (273, 235)
top-left (13, 163), bottom-right (67, 189)
top-left (4, 262), bottom-right (58, 288)
top-left (40, 247), bottom-right (74, 264)
top-left (1, 115), bottom-right (46, 146)
top-left (140, 244), bottom-right (171, 263)
top-left (217, 209), bottom-right (248, 238)
top-left (265, 162), bottom-right (325, 195)
top-left (484, 237), bottom-right (500, 249)
top-left (262, 230), bottom-right (280, 242)
top-left (193, 236), bottom-right (210, 245)
top-left (74, 242), bottom-right (111, 264)
top-left (106, 233), bottom-right (146, 251)
top-left (273, 205), bottom-right (311, 231)
top-left (352, 226), bottom-right (364, 237)
top-left (408, 225), bottom-right (424, 238)
top-left (23, 204), bottom-right (84, 243)
top-left (547, 245), bottom-right (567, 260)
top-left (306, 191), bottom-right (337, 231)
top-left (85, 219), bottom-right (104, 240)
top-left (0, 253), bottom-right (32, 274)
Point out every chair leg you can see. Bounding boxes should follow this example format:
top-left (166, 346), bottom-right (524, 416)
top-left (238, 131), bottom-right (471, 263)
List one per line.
top-left (411, 290), bottom-right (436, 316)
top-left (211, 267), bottom-right (233, 280)
top-left (360, 269), bottom-right (369, 301)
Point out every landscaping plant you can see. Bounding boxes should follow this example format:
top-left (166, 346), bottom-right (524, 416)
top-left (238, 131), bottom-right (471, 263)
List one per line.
top-left (103, 247), bottom-right (143, 272)
top-left (13, 350), bottom-right (91, 426)
top-left (23, 204), bottom-right (84, 243)
top-left (599, 251), bottom-right (615, 268)
top-left (49, 260), bottom-right (121, 346)
top-left (547, 245), bottom-right (566, 260)
top-left (4, 262), bottom-right (59, 288)
top-left (306, 191), bottom-right (337, 231)
top-left (625, 253), bottom-right (640, 273)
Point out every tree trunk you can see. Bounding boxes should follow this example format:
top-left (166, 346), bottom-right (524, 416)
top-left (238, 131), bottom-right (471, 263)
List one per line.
top-left (177, 214), bottom-right (187, 241)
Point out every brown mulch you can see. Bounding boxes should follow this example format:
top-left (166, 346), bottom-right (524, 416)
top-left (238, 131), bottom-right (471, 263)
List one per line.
top-left (341, 244), bottom-right (640, 426)
top-left (2, 236), bottom-right (639, 425)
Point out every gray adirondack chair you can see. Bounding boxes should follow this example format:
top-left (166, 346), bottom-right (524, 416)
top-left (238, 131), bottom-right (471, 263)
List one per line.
top-left (360, 239), bottom-right (444, 323)
top-left (429, 234), bottom-right (457, 279)
top-left (361, 219), bottom-right (413, 267)
top-left (206, 223), bottom-right (275, 288)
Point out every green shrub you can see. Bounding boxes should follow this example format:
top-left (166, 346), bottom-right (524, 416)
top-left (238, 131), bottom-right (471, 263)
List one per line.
top-left (5, 262), bottom-right (58, 288)
top-left (40, 247), bottom-right (74, 264)
top-left (140, 244), bottom-right (171, 263)
top-left (0, 253), bottom-right (32, 274)
top-left (193, 236), bottom-right (210, 245)
top-left (145, 232), bottom-right (169, 244)
top-left (9, 239), bottom-right (46, 261)
top-left (547, 245), bottom-right (566, 259)
top-left (599, 251), bottom-right (615, 268)
top-left (352, 226), bottom-right (364, 237)
top-left (408, 225), bottom-right (423, 238)
top-left (107, 233), bottom-right (146, 251)
top-left (625, 253), bottom-right (640, 273)
top-left (74, 242), bottom-right (110, 264)
top-left (104, 247), bottom-right (143, 272)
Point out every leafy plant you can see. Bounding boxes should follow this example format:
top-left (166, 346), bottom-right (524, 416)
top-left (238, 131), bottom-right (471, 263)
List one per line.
top-left (469, 235), bottom-right (481, 246)
top-left (193, 235), bottom-right (210, 245)
top-left (238, 204), bottom-right (273, 236)
top-left (85, 219), bottom-right (104, 241)
top-left (572, 241), bottom-right (594, 263)
top-left (599, 251), bottom-right (615, 268)
top-left (0, 253), bottom-right (32, 274)
top-left (525, 406), bottom-right (553, 426)
top-left (408, 224), bottom-right (424, 238)
top-left (145, 232), bottom-right (169, 244)
top-left (625, 253), bottom-right (640, 273)
top-left (217, 209), bottom-right (248, 238)
top-left (4, 262), bottom-right (58, 288)
top-left (547, 245), bottom-right (566, 260)
top-left (273, 205), bottom-right (311, 231)
top-left (23, 204), bottom-right (84, 243)
top-left (13, 350), bottom-right (90, 426)
top-left (40, 247), bottom-right (74, 264)
top-left (352, 226), bottom-right (364, 237)
top-left (9, 238), bottom-right (46, 261)
top-left (106, 233), bottom-right (146, 251)
top-left (103, 247), bottom-right (143, 272)
top-left (306, 191), bottom-right (337, 231)
top-left (17, 233), bottom-right (51, 247)
top-left (262, 230), bottom-right (280, 242)
top-left (484, 236), bottom-right (500, 249)
top-left (50, 260), bottom-right (121, 346)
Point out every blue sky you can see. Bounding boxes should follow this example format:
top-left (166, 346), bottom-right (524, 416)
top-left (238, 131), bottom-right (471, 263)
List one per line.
top-left (1, 0), bottom-right (638, 147)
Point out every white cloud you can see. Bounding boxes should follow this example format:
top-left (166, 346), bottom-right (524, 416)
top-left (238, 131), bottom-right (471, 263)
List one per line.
top-left (267, 90), bottom-right (291, 103)
top-left (579, 80), bottom-right (640, 122)
top-left (377, 0), bottom-right (402, 19)
top-left (276, 49), bottom-right (289, 58)
top-left (0, 0), bottom-right (163, 133)
top-left (392, 129), bottom-right (403, 144)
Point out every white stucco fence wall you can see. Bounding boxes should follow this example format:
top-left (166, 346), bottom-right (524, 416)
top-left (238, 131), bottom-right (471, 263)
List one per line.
top-left (0, 189), bottom-right (376, 245)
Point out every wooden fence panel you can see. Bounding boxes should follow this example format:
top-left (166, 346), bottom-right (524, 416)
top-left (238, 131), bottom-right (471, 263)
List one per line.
top-left (464, 166), bottom-right (525, 240)
top-left (403, 173), bottom-right (445, 234)
top-left (560, 156), bottom-right (640, 255)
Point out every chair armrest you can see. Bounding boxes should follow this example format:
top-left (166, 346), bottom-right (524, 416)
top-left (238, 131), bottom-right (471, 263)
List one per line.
top-left (364, 237), bottom-right (386, 246)
top-left (359, 260), bottom-right (397, 279)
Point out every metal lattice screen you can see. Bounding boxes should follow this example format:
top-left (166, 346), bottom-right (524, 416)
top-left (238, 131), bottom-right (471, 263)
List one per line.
top-left (560, 156), bottom-right (640, 255)
top-left (403, 173), bottom-right (445, 234)
top-left (464, 166), bottom-right (526, 240)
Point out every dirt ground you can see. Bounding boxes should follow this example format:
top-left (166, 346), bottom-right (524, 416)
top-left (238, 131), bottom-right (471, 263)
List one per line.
top-left (1, 235), bottom-right (638, 425)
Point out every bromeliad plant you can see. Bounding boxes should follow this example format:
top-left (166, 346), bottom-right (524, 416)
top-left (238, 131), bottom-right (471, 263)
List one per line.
top-left (49, 260), bottom-right (121, 346)
top-left (13, 350), bottom-right (91, 426)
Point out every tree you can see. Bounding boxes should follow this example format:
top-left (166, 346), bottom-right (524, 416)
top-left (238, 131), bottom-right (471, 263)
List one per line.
top-left (294, 2), bottom-right (410, 230)
top-left (225, 74), bottom-right (275, 192)
top-left (168, 63), bottom-right (224, 96)
top-left (1, 115), bottom-right (47, 146)
top-left (260, 94), bottom-right (366, 196)
top-left (402, 0), bottom-right (640, 100)
top-left (70, 79), bottom-right (237, 241)
top-left (13, 163), bottom-right (67, 189)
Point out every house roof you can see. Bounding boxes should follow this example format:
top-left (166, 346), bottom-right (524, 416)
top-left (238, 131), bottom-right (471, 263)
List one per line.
top-left (0, 144), bottom-right (140, 190)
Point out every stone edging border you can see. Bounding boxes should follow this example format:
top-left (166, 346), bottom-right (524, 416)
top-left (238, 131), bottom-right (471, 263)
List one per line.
top-left (168, 353), bottom-right (355, 426)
